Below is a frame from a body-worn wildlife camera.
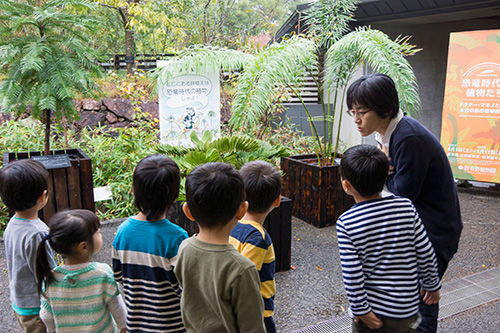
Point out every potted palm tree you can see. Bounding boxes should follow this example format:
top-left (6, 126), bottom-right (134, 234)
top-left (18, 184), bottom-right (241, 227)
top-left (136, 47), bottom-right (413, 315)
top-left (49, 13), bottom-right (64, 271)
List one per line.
top-left (153, 0), bottom-right (422, 227)
top-left (0, 0), bottom-right (103, 221)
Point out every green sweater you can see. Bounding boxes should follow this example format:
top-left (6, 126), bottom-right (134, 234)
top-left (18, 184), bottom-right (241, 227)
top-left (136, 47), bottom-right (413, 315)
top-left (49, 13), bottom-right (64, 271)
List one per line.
top-left (41, 262), bottom-right (121, 332)
top-left (174, 236), bottom-right (266, 333)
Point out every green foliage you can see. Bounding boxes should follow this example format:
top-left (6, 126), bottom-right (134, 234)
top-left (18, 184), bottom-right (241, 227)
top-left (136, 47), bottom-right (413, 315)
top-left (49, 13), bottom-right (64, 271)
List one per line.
top-left (227, 117), bottom-right (320, 157)
top-left (184, 0), bottom-right (302, 48)
top-left (0, 0), bottom-right (103, 151)
top-left (96, 0), bottom-right (189, 55)
top-left (324, 28), bottom-right (421, 112)
top-left (152, 45), bottom-right (254, 89)
top-left (92, 5), bottom-right (125, 59)
top-left (156, 131), bottom-right (289, 201)
top-left (0, 0), bottom-right (103, 119)
top-left (155, 0), bottom-right (422, 166)
top-left (303, 0), bottom-right (357, 49)
top-left (0, 119), bottom-right (157, 230)
top-left (74, 126), bottom-right (157, 219)
top-left (229, 36), bottom-right (316, 129)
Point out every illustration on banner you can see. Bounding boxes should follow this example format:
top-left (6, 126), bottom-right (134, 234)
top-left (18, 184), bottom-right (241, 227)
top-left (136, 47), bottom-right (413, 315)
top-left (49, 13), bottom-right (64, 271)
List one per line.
top-left (158, 73), bottom-right (220, 146)
top-left (440, 29), bottom-right (500, 183)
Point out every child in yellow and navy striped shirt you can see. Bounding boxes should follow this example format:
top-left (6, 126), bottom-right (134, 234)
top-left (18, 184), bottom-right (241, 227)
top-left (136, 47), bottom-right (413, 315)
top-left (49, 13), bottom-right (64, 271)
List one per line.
top-left (229, 161), bottom-right (282, 333)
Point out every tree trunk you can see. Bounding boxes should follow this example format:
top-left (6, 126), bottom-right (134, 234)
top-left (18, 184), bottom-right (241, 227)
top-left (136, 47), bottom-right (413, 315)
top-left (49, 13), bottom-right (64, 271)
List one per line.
top-left (125, 27), bottom-right (135, 75)
top-left (43, 108), bottom-right (51, 155)
top-left (119, 6), bottom-right (135, 75)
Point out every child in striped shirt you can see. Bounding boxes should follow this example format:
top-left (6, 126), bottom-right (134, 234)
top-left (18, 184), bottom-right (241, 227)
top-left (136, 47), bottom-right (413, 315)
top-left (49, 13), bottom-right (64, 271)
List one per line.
top-left (229, 161), bottom-right (281, 333)
top-left (36, 209), bottom-right (126, 332)
top-left (337, 145), bottom-right (441, 332)
top-left (112, 154), bottom-right (187, 332)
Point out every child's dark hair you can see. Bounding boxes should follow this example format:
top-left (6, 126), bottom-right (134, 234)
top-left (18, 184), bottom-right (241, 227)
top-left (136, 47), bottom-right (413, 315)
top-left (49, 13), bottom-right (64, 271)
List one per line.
top-left (36, 209), bottom-right (101, 294)
top-left (133, 154), bottom-right (180, 220)
top-left (0, 159), bottom-right (48, 212)
top-left (340, 144), bottom-right (389, 197)
top-left (185, 162), bottom-right (245, 229)
top-left (240, 161), bottom-right (282, 214)
top-left (346, 73), bottom-right (400, 119)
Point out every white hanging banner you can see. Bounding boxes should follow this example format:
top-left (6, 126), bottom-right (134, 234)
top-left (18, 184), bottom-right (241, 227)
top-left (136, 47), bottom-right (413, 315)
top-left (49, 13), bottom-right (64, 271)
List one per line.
top-left (157, 61), bottom-right (220, 146)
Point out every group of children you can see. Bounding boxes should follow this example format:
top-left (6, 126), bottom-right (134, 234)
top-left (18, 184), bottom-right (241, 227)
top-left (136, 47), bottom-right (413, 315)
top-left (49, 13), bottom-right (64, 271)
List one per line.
top-left (0, 143), bottom-right (441, 333)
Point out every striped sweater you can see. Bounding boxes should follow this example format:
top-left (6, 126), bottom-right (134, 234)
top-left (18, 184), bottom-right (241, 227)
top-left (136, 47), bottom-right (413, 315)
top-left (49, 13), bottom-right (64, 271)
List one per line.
top-left (336, 196), bottom-right (441, 319)
top-left (112, 217), bottom-right (188, 332)
top-left (229, 220), bottom-right (276, 317)
top-left (41, 262), bottom-right (121, 332)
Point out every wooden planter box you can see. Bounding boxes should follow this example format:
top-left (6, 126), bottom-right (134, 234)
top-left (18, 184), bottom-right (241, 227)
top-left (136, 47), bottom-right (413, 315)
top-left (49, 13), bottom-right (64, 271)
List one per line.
top-left (167, 197), bottom-right (293, 271)
top-left (3, 149), bottom-right (95, 222)
top-left (281, 154), bottom-right (354, 228)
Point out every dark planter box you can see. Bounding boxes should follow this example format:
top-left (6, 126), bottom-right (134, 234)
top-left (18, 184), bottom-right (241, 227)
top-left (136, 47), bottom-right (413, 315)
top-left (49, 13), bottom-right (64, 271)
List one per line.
top-left (3, 149), bottom-right (95, 223)
top-left (167, 197), bottom-right (293, 272)
top-left (281, 154), bottom-right (354, 228)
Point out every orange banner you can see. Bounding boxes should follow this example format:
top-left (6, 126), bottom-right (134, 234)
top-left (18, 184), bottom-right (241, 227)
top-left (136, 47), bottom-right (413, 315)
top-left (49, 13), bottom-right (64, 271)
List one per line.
top-left (440, 29), bottom-right (500, 183)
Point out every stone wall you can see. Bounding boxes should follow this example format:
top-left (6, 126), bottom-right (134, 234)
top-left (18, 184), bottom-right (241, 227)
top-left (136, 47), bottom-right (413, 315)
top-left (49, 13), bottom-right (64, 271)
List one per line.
top-left (0, 98), bottom-right (160, 131)
top-left (74, 98), bottom-right (159, 131)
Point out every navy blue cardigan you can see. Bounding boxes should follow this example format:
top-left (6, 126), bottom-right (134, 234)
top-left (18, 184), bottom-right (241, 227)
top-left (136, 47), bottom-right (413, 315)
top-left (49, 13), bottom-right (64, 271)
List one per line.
top-left (387, 116), bottom-right (462, 265)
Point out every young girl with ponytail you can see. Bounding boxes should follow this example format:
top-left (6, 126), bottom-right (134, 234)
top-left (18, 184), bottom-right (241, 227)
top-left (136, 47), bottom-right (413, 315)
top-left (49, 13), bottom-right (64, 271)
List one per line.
top-left (36, 209), bottom-right (126, 332)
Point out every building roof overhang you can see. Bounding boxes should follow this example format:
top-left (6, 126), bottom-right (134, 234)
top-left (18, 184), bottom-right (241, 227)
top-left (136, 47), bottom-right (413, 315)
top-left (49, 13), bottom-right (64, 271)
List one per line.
top-left (275, 0), bottom-right (500, 41)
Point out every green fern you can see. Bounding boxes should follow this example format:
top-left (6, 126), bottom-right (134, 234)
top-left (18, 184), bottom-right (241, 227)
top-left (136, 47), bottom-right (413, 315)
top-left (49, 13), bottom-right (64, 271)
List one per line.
top-left (304, 0), bottom-right (358, 49)
top-left (150, 45), bottom-right (253, 90)
top-left (156, 133), bottom-right (288, 198)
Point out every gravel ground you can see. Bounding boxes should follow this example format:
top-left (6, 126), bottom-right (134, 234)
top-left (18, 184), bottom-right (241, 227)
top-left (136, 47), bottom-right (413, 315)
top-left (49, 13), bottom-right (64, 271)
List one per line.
top-left (1, 186), bottom-right (499, 332)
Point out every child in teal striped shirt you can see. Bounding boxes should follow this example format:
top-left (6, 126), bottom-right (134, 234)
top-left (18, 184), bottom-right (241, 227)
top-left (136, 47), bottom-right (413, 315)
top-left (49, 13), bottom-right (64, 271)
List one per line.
top-left (36, 209), bottom-right (126, 333)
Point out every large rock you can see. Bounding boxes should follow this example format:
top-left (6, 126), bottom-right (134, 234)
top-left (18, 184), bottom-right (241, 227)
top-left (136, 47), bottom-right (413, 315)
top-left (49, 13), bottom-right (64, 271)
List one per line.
top-left (140, 101), bottom-right (159, 121)
top-left (110, 121), bottom-right (129, 129)
top-left (102, 98), bottom-right (134, 121)
top-left (75, 111), bottom-right (106, 129)
top-left (106, 112), bottom-right (118, 123)
top-left (82, 99), bottom-right (102, 111)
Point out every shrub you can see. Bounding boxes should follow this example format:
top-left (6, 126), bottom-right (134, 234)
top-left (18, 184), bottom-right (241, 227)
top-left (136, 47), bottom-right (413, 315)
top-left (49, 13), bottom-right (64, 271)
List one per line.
top-left (0, 119), bottom-right (157, 233)
top-left (0, 117), bottom-right (297, 234)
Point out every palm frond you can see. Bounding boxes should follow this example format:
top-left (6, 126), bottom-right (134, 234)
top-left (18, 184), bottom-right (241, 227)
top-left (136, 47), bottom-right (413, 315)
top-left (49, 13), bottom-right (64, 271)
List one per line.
top-left (183, 149), bottom-right (222, 167)
top-left (151, 45), bottom-right (254, 90)
top-left (156, 144), bottom-right (189, 157)
top-left (211, 135), bottom-right (260, 154)
top-left (255, 140), bottom-right (290, 159)
top-left (229, 36), bottom-right (317, 128)
top-left (325, 26), bottom-right (421, 115)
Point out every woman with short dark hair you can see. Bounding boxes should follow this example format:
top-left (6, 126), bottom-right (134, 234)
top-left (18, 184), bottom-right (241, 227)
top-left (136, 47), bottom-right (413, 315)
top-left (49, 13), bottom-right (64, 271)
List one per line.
top-left (346, 73), bottom-right (463, 333)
